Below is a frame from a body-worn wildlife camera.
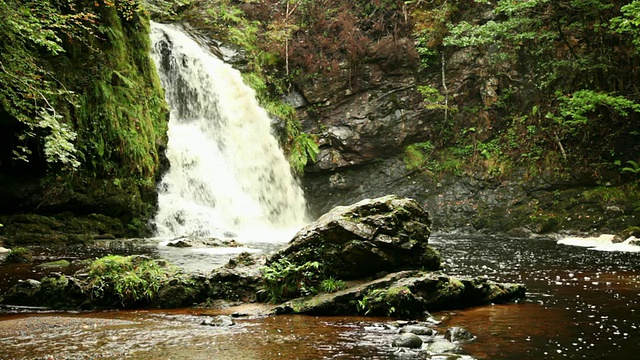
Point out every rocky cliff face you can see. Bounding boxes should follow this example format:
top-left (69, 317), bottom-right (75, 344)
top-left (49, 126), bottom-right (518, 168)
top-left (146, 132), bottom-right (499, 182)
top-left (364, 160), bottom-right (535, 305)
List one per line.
top-left (303, 158), bottom-right (639, 235)
top-left (295, 40), bottom-right (429, 171)
top-left (287, 1), bottom-right (640, 235)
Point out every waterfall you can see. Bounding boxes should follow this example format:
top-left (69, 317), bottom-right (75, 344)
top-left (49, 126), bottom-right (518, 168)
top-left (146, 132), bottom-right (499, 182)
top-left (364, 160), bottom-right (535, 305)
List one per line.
top-left (149, 22), bottom-right (308, 243)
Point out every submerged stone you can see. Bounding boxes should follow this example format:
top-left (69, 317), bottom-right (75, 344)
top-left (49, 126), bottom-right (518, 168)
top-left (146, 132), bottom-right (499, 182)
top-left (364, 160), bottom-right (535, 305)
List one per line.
top-left (201, 315), bottom-right (235, 327)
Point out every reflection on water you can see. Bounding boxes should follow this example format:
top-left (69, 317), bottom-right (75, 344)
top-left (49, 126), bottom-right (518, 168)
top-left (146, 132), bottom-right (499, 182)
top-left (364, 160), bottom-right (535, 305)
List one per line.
top-left (0, 233), bottom-right (639, 359)
top-left (430, 233), bottom-right (640, 360)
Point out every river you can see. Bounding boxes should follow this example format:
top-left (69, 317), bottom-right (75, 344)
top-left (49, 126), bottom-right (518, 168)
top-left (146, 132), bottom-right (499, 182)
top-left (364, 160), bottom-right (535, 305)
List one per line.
top-left (1, 233), bottom-right (638, 359)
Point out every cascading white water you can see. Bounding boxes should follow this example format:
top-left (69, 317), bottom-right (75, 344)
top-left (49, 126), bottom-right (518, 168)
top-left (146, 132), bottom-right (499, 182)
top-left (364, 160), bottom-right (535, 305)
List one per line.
top-left (149, 22), bottom-right (308, 243)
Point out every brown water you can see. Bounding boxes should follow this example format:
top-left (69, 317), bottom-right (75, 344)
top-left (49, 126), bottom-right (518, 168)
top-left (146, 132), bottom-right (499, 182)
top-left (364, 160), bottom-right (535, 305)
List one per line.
top-left (0, 310), bottom-right (421, 359)
top-left (1, 234), bottom-right (639, 359)
top-left (432, 234), bottom-right (640, 360)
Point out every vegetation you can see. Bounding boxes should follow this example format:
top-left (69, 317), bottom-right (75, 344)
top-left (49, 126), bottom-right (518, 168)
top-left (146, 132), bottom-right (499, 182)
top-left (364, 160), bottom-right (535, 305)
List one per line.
top-left (319, 277), bottom-right (347, 293)
top-left (0, 0), bottom-right (167, 181)
top-left (258, 258), bottom-right (321, 303)
top-left (0, 0), bottom-right (168, 237)
top-left (402, 0), bottom-right (640, 180)
top-left (356, 286), bottom-right (417, 317)
top-left (85, 255), bottom-right (176, 306)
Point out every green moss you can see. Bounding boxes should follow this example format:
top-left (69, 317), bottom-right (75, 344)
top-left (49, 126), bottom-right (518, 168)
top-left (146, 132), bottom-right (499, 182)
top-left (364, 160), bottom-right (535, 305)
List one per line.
top-left (441, 278), bottom-right (465, 298)
top-left (35, 259), bottom-right (71, 269)
top-left (357, 286), bottom-right (421, 317)
top-left (66, 8), bottom-right (168, 183)
top-left (5, 247), bottom-right (33, 264)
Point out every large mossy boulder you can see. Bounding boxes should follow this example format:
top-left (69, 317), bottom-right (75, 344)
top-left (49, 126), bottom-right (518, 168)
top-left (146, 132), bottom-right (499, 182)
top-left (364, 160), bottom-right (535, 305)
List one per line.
top-left (277, 271), bottom-right (526, 317)
top-left (268, 195), bottom-right (440, 280)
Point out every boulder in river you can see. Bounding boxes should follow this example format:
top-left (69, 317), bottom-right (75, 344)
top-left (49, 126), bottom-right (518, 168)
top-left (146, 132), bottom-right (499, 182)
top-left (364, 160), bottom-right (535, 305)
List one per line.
top-left (267, 195), bottom-right (440, 281)
top-left (392, 332), bottom-right (423, 349)
top-left (445, 326), bottom-right (476, 343)
top-left (276, 270), bottom-right (526, 317)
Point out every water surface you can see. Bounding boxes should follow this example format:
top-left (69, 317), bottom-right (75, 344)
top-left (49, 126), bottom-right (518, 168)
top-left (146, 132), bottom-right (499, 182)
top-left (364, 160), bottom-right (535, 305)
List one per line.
top-left (1, 233), bottom-right (639, 359)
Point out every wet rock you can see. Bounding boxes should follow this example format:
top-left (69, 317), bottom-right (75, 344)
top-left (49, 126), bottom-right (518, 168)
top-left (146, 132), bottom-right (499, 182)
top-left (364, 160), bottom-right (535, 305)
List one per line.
top-left (279, 271), bottom-right (526, 317)
top-left (93, 233), bottom-right (116, 240)
top-left (167, 239), bottom-right (192, 248)
top-left (427, 339), bottom-right (461, 354)
top-left (154, 274), bottom-right (210, 308)
top-left (166, 237), bottom-right (242, 248)
top-left (400, 325), bottom-right (435, 336)
top-left (268, 195), bottom-right (440, 280)
top-left (2, 279), bottom-right (41, 303)
top-left (208, 256), bottom-right (265, 302)
top-left (392, 333), bottom-right (423, 349)
top-left (445, 327), bottom-right (476, 343)
top-left (431, 355), bottom-right (475, 360)
top-left (614, 226), bottom-right (640, 243)
top-left (4, 247), bottom-right (33, 264)
top-left (225, 252), bottom-right (257, 269)
top-left (201, 315), bottom-right (235, 327)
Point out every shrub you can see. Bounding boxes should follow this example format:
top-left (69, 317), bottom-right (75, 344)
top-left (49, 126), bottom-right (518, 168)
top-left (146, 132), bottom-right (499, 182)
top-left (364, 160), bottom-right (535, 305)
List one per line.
top-left (258, 259), bottom-right (321, 303)
top-left (84, 255), bottom-right (176, 306)
top-left (319, 277), bottom-right (347, 293)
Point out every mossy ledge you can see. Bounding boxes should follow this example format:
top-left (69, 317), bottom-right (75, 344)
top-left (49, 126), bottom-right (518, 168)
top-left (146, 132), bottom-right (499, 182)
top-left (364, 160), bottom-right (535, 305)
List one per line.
top-left (0, 1), bottom-right (169, 245)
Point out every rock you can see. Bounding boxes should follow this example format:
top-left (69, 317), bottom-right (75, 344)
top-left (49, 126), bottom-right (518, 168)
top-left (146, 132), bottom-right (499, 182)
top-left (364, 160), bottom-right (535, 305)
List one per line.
top-left (431, 354), bottom-right (475, 360)
top-left (225, 252), bottom-right (257, 269)
top-left (166, 237), bottom-right (242, 248)
top-left (268, 195), bottom-right (440, 280)
top-left (392, 333), bottom-right (423, 349)
top-left (279, 271), bottom-right (526, 317)
top-left (400, 325), bottom-right (435, 336)
top-left (445, 327), bottom-right (476, 343)
top-left (153, 274), bottom-right (210, 308)
top-left (167, 239), bottom-right (193, 248)
top-left (208, 257), bottom-right (265, 302)
top-left (2, 279), bottom-right (41, 303)
top-left (4, 247), bottom-right (33, 264)
top-left (93, 233), bottom-right (116, 240)
top-left (427, 339), bottom-right (461, 354)
top-left (201, 315), bottom-right (235, 327)
top-left (0, 247), bottom-right (10, 253)
top-left (35, 260), bottom-right (71, 269)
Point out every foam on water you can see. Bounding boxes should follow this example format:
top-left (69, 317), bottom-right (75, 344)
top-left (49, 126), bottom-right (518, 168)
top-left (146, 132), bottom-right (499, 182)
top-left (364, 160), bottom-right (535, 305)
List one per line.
top-left (558, 234), bottom-right (640, 252)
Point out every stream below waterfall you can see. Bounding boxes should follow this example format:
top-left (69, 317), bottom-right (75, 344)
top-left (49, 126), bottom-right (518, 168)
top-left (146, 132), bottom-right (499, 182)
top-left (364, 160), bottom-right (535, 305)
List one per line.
top-left (1, 233), bottom-right (638, 359)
